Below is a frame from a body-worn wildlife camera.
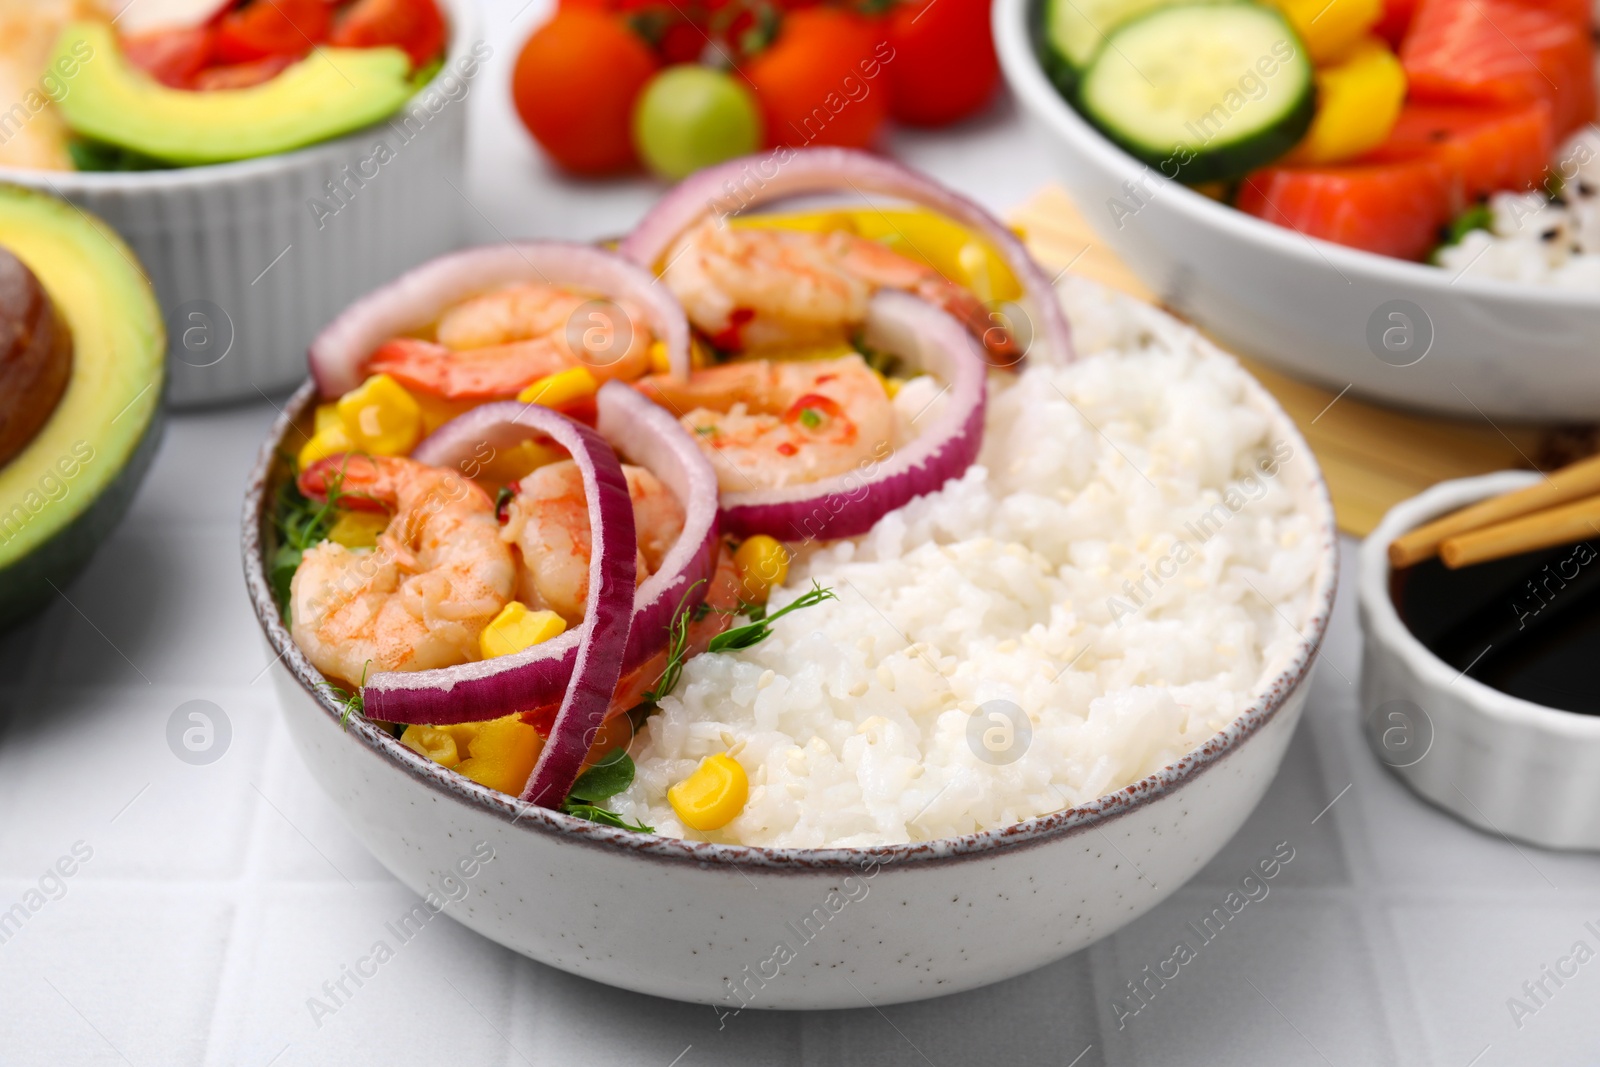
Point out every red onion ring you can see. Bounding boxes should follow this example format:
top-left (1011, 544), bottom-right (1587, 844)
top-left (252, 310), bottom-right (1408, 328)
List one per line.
top-left (365, 382), bottom-right (720, 730)
top-left (309, 242), bottom-right (692, 398)
top-left (715, 291), bottom-right (987, 542)
top-left (618, 147), bottom-right (1073, 365)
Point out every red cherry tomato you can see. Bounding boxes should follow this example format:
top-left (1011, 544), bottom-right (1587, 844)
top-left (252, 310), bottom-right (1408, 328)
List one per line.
top-left (329, 0), bottom-right (448, 69)
top-left (122, 27), bottom-right (215, 88)
top-left (743, 8), bottom-right (889, 149)
top-left (512, 10), bottom-right (659, 175)
top-left (213, 0), bottom-right (331, 64)
top-left (883, 0), bottom-right (1000, 127)
top-left (192, 54), bottom-right (298, 90)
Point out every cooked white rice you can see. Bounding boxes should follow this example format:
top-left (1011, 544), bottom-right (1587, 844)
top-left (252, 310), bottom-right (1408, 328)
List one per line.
top-left (613, 277), bottom-right (1323, 847)
top-left (1434, 125), bottom-right (1600, 290)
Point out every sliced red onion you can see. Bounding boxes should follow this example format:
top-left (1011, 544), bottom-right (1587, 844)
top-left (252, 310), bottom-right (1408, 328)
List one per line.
top-left (368, 383), bottom-right (720, 727)
top-left (361, 403), bottom-right (637, 807)
top-left (717, 290), bottom-right (987, 542)
top-left (309, 242), bottom-right (692, 398)
top-left (618, 148), bottom-right (1073, 365)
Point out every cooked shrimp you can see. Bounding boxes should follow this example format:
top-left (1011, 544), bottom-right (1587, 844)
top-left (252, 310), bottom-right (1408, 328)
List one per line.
top-left (637, 354), bottom-right (894, 493)
top-left (501, 460), bottom-right (686, 624)
top-left (662, 220), bottom-right (1016, 359)
top-left (365, 282), bottom-right (654, 401)
top-left (291, 456), bottom-right (515, 685)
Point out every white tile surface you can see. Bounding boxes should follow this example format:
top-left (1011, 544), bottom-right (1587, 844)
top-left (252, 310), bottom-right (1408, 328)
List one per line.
top-left (2, 2), bottom-right (1597, 1062)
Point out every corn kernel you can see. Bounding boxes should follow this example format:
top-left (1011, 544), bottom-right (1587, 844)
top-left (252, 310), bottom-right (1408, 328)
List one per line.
top-left (480, 601), bottom-right (568, 660)
top-left (336, 374), bottom-right (423, 456)
top-left (297, 423), bottom-right (354, 471)
top-left (733, 534), bottom-right (788, 605)
top-left (690, 337), bottom-right (714, 369)
top-left (668, 753), bottom-right (749, 831)
top-left (648, 340), bottom-right (672, 374)
top-left (474, 439), bottom-right (568, 486)
top-left (414, 392), bottom-right (476, 434)
top-left (327, 510), bottom-right (388, 549)
top-left (455, 714), bottom-right (544, 794)
top-left (400, 725), bottom-right (461, 768)
top-left (516, 365), bottom-right (599, 408)
top-left (313, 403), bottom-right (343, 435)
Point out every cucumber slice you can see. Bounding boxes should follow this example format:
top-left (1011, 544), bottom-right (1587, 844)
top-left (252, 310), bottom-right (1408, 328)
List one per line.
top-left (1077, 2), bottom-right (1315, 184)
top-left (1037, 0), bottom-right (1178, 88)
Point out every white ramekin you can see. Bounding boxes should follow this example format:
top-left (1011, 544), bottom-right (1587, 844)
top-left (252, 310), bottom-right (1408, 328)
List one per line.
top-left (1359, 473), bottom-right (1600, 851)
top-left (0, 0), bottom-right (480, 407)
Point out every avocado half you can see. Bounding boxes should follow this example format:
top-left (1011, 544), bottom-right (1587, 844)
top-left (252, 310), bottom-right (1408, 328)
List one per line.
top-left (0, 185), bottom-right (164, 631)
top-left (52, 22), bottom-right (416, 167)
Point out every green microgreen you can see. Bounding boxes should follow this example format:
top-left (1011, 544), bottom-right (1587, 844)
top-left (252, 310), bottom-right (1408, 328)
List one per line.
top-left (708, 582), bottom-right (835, 653)
top-left (641, 580), bottom-right (707, 705)
top-left (560, 749), bottom-right (653, 832)
top-left (1440, 202), bottom-right (1493, 248)
top-left (852, 332), bottom-right (903, 379)
top-left (798, 407), bottom-right (823, 429)
top-left (321, 662), bottom-right (370, 728)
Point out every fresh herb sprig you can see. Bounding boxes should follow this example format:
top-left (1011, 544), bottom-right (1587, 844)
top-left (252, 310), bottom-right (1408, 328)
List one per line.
top-left (708, 582), bottom-right (836, 653)
top-left (641, 580), bottom-right (706, 704)
top-left (270, 472), bottom-right (341, 622)
top-left (561, 749), bottom-right (653, 832)
top-left (320, 662), bottom-right (370, 728)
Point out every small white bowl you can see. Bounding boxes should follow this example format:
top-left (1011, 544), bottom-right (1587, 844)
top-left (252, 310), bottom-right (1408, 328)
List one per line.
top-left (0, 0), bottom-right (478, 407)
top-left (242, 320), bottom-right (1339, 1007)
top-left (1359, 473), bottom-right (1600, 850)
top-left (994, 0), bottom-right (1600, 422)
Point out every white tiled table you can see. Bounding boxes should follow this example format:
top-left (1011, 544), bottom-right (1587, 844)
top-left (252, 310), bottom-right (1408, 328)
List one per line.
top-left (2, 2), bottom-right (1596, 1062)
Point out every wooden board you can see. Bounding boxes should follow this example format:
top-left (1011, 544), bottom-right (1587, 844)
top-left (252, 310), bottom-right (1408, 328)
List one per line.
top-left (1011, 184), bottom-right (1593, 536)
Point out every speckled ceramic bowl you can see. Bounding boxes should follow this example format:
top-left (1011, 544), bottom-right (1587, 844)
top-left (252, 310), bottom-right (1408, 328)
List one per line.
top-left (242, 342), bottom-right (1339, 1009)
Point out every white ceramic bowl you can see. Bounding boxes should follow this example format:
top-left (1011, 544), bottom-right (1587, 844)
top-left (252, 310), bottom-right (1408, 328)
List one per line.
top-left (994, 0), bottom-right (1600, 422)
top-left (242, 337), bottom-right (1339, 1007)
top-left (1359, 473), bottom-right (1600, 850)
top-left (0, 0), bottom-right (479, 407)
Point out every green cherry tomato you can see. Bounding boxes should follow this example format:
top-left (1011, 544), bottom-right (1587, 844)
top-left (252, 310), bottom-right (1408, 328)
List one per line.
top-left (633, 65), bottom-right (762, 180)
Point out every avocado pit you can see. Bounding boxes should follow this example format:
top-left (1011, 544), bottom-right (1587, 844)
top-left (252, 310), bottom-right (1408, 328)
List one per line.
top-left (0, 245), bottom-right (72, 470)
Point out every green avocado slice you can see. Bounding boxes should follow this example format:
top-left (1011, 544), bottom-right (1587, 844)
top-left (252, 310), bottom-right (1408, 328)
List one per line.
top-left (53, 22), bottom-right (416, 167)
top-left (0, 184), bottom-right (164, 630)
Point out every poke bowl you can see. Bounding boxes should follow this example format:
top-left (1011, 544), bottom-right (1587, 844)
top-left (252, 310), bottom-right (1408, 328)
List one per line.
top-left (0, 0), bottom-right (479, 406)
top-left (242, 151), bottom-right (1339, 1008)
top-left (994, 0), bottom-right (1600, 422)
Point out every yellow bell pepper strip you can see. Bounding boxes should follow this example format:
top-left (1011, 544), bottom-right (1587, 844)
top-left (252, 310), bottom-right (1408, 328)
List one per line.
top-left (648, 340), bottom-right (672, 374)
top-left (336, 373), bottom-right (423, 456)
top-left (1264, 0), bottom-right (1382, 64)
top-left (313, 403), bottom-right (342, 435)
top-left (474, 439), bottom-right (568, 487)
top-left (1290, 39), bottom-right (1407, 164)
top-left (479, 601), bottom-right (568, 660)
top-left (326, 510), bottom-right (388, 549)
top-left (731, 207), bottom-right (1023, 305)
top-left (733, 535), bottom-right (789, 606)
top-left (668, 753), bottom-right (749, 832)
top-left (516, 365), bottom-right (599, 408)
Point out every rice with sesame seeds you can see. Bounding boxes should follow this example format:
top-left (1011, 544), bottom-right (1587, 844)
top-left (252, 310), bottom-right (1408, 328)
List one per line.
top-left (1435, 126), bottom-right (1600, 290)
top-left (613, 277), bottom-right (1324, 847)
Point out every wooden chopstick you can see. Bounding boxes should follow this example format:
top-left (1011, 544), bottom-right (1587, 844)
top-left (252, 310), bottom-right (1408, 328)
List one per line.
top-left (1388, 453), bottom-right (1600, 568)
top-left (1439, 492), bottom-right (1600, 568)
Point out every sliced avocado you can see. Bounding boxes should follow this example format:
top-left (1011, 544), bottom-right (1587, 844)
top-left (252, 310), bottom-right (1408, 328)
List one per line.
top-left (0, 184), bottom-right (164, 630)
top-left (52, 22), bottom-right (415, 167)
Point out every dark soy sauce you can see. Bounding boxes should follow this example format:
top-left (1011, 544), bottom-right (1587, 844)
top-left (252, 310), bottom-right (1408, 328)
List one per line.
top-left (1392, 539), bottom-right (1600, 716)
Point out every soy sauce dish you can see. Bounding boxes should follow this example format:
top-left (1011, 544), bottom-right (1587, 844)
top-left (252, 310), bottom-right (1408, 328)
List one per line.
top-left (241, 153), bottom-right (1336, 1005)
top-left (1361, 473), bottom-right (1600, 851)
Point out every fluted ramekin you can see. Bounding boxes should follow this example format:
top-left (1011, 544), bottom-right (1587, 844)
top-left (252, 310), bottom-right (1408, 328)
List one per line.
top-left (1360, 473), bottom-right (1600, 851)
top-left (0, 0), bottom-right (480, 407)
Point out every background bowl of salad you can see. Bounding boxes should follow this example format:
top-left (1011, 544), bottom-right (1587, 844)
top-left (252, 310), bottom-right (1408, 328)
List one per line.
top-left (0, 0), bottom-right (479, 406)
top-left (994, 0), bottom-right (1600, 422)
